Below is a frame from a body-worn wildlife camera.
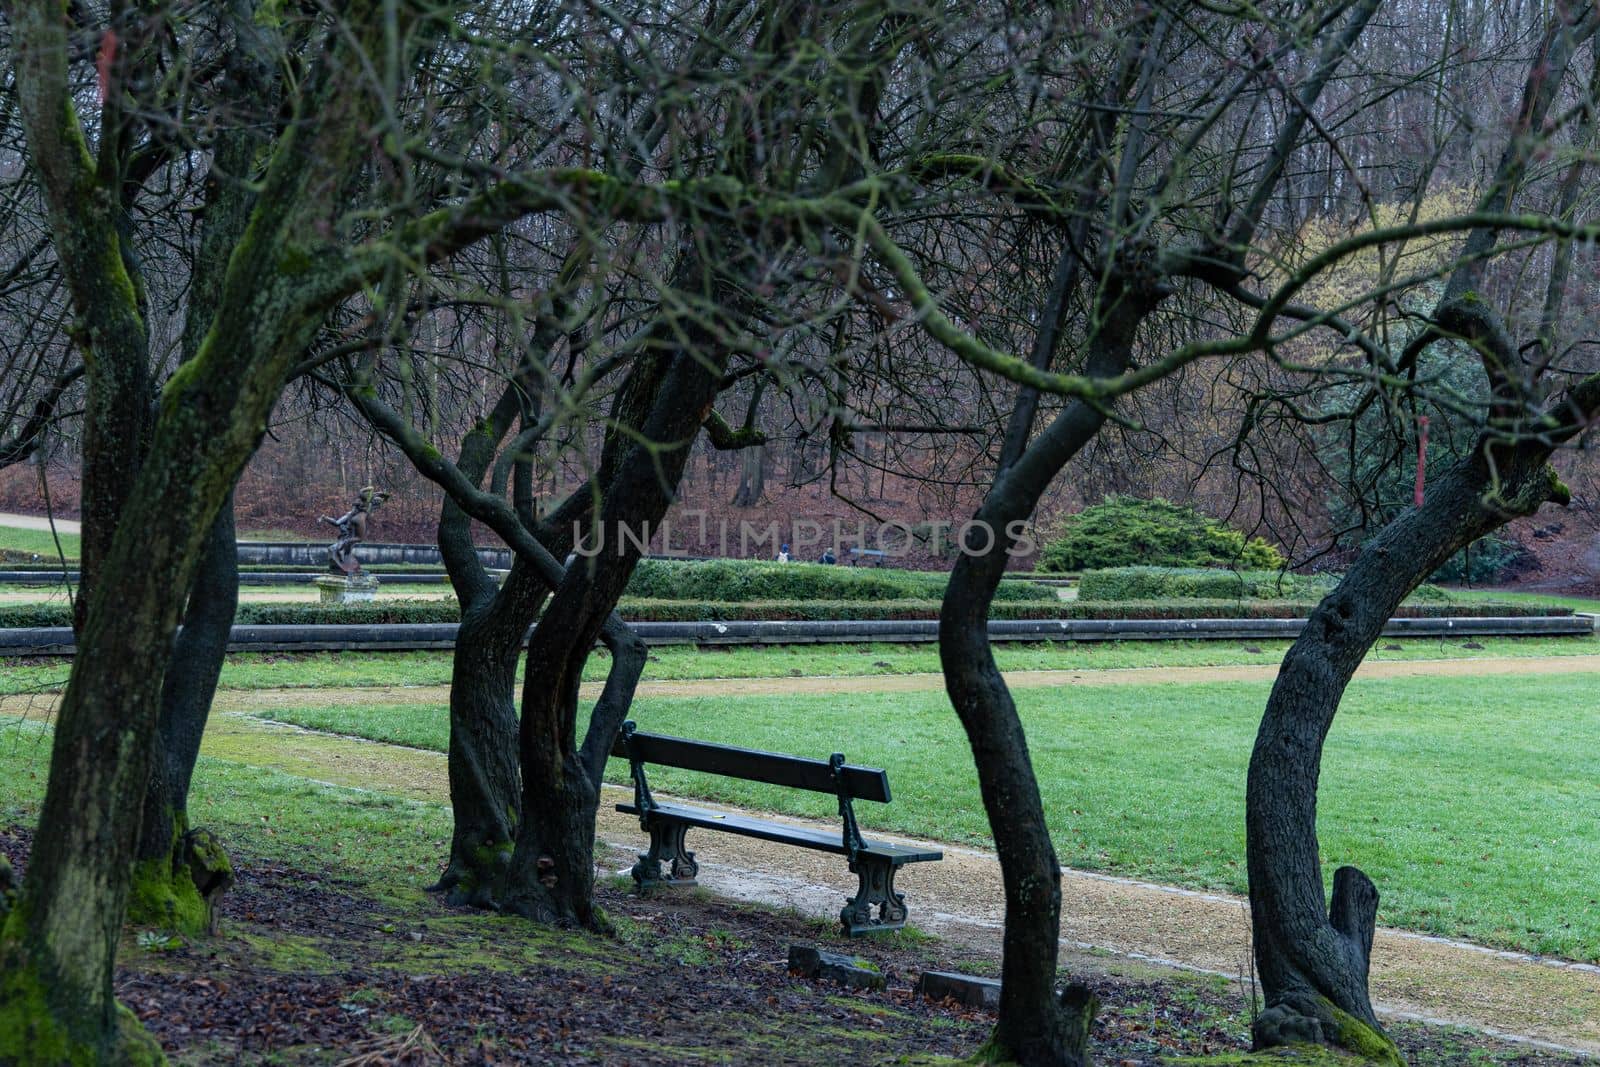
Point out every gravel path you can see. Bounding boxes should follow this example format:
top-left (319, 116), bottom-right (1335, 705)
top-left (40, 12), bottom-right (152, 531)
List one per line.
top-left (5, 653), bottom-right (1599, 720)
top-left (0, 512), bottom-right (79, 534)
top-left (170, 710), bottom-right (1600, 1054)
top-left (183, 651), bottom-right (1600, 708)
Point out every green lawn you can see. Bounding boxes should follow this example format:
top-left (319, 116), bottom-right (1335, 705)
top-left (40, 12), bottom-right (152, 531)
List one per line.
top-left (0, 524), bottom-right (80, 561)
top-left (1441, 586), bottom-right (1600, 616)
top-left (0, 718), bottom-right (447, 886)
top-left (1, 634), bottom-right (1594, 696)
top-left (258, 671), bottom-right (1600, 962)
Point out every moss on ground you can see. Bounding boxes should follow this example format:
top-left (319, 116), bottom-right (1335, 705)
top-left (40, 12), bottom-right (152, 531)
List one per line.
top-left (236, 930), bottom-right (341, 973)
top-left (1171, 1047), bottom-right (1390, 1067)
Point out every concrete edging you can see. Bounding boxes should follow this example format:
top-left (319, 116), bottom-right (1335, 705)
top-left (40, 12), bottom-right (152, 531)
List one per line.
top-left (0, 570), bottom-right (451, 586)
top-left (0, 615), bottom-right (1589, 657)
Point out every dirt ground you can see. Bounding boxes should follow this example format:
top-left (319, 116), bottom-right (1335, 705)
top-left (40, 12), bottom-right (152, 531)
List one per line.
top-left (0, 820), bottom-right (1588, 1066)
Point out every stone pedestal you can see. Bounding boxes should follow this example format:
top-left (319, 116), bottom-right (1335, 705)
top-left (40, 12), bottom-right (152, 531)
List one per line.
top-left (315, 572), bottom-right (379, 605)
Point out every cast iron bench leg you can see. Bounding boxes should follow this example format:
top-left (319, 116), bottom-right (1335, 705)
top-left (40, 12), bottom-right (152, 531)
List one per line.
top-left (840, 854), bottom-right (907, 935)
top-left (632, 817), bottom-right (699, 887)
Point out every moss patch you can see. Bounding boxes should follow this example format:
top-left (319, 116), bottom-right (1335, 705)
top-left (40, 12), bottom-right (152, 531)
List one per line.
top-left (1171, 1047), bottom-right (1383, 1067)
top-left (236, 930), bottom-right (341, 973)
top-left (127, 856), bottom-right (208, 936)
top-left (1327, 1005), bottom-right (1405, 1067)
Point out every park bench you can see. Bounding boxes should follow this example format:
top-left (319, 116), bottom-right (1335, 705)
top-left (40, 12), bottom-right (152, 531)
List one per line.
top-left (612, 721), bottom-right (942, 935)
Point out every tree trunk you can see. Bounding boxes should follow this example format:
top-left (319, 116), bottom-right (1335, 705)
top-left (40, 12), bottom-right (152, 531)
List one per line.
top-left (434, 560), bottom-right (544, 907)
top-left (1247, 442), bottom-right (1568, 1063)
top-left (129, 493), bottom-right (239, 934)
top-left (502, 652), bottom-right (604, 927)
top-left (498, 309), bottom-right (726, 926)
top-left (0, 426), bottom-right (245, 1062)
top-left (940, 398), bottom-right (1120, 1065)
top-left (731, 441), bottom-right (766, 506)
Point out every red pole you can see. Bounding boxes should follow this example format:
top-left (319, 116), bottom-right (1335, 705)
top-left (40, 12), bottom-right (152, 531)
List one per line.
top-left (1414, 416), bottom-right (1430, 507)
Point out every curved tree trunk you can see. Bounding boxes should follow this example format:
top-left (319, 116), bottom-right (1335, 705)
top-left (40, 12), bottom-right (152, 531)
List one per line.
top-left (1247, 442), bottom-right (1571, 1062)
top-left (1246, 13), bottom-right (1597, 1050)
top-left (435, 559), bottom-right (543, 906)
top-left (123, 2), bottom-right (277, 939)
top-left (939, 387), bottom-right (1130, 1064)
top-left (499, 318), bottom-right (725, 926)
top-left (129, 493), bottom-right (239, 934)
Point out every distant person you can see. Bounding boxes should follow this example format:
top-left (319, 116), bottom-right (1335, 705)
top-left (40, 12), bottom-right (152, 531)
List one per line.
top-left (819, 549), bottom-right (836, 565)
top-left (776, 543), bottom-right (791, 563)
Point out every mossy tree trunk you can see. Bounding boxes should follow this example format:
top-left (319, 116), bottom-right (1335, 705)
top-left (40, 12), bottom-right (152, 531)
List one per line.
top-left (431, 378), bottom-right (574, 905)
top-left (436, 560), bottom-right (544, 906)
top-left (1247, 14), bottom-right (1598, 1058)
top-left (131, 496), bottom-right (239, 934)
top-left (0, 2), bottom-right (420, 1058)
top-left (130, 7), bottom-right (276, 935)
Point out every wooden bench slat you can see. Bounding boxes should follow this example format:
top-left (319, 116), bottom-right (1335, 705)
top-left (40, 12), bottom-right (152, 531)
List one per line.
top-left (617, 802), bottom-right (942, 864)
top-left (611, 731), bottom-right (891, 802)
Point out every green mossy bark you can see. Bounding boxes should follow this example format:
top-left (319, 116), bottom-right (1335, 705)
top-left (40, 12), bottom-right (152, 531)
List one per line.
top-left (127, 856), bottom-right (209, 934)
top-left (0, 903), bottom-right (166, 1065)
top-left (1326, 1005), bottom-right (1404, 1067)
top-left (126, 817), bottom-right (233, 935)
top-left (1172, 1049), bottom-right (1382, 1067)
top-left (116, 1004), bottom-right (168, 1066)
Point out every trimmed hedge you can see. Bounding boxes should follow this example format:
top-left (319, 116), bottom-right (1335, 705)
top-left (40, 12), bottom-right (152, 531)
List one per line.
top-left (1079, 566), bottom-right (1452, 604)
top-left (1040, 496), bottom-right (1285, 572)
top-left (0, 595), bottom-right (1569, 630)
top-left (1080, 567), bottom-right (1315, 601)
top-left (235, 563), bottom-right (454, 575)
top-left (610, 598), bottom-right (1566, 621)
top-left (0, 600), bottom-right (460, 629)
top-left (622, 558), bottom-right (1042, 602)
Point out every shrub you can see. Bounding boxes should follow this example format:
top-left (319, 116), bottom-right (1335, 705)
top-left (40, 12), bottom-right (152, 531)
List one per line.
top-left (1430, 535), bottom-right (1537, 584)
top-left (611, 598), bottom-right (1563, 621)
top-left (1039, 497), bottom-right (1284, 573)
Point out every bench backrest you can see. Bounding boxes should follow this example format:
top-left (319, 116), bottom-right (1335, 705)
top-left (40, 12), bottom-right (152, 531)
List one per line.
top-left (612, 726), bottom-right (891, 803)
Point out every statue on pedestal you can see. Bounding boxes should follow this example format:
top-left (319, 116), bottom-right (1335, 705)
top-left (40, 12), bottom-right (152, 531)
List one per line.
top-left (320, 486), bottom-right (390, 575)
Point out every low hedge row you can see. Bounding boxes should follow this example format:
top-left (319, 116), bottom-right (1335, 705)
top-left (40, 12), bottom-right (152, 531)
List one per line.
top-left (1079, 566), bottom-right (1451, 604)
top-left (608, 598), bottom-right (1567, 621)
top-left (0, 561), bottom-right (450, 574)
top-left (1079, 567), bottom-right (1313, 601)
top-left (0, 600), bottom-right (461, 629)
top-left (0, 596), bottom-right (1568, 629)
top-left (622, 558), bottom-right (1044, 602)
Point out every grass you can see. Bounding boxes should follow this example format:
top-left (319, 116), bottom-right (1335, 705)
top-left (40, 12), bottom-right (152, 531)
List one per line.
top-left (1441, 586), bottom-right (1600, 616)
top-left (0, 524), bottom-right (80, 561)
top-left (0, 634), bottom-right (1593, 696)
top-left (0, 718), bottom-right (449, 886)
top-left (256, 670), bottom-right (1600, 962)
top-left (237, 527), bottom-right (310, 541)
